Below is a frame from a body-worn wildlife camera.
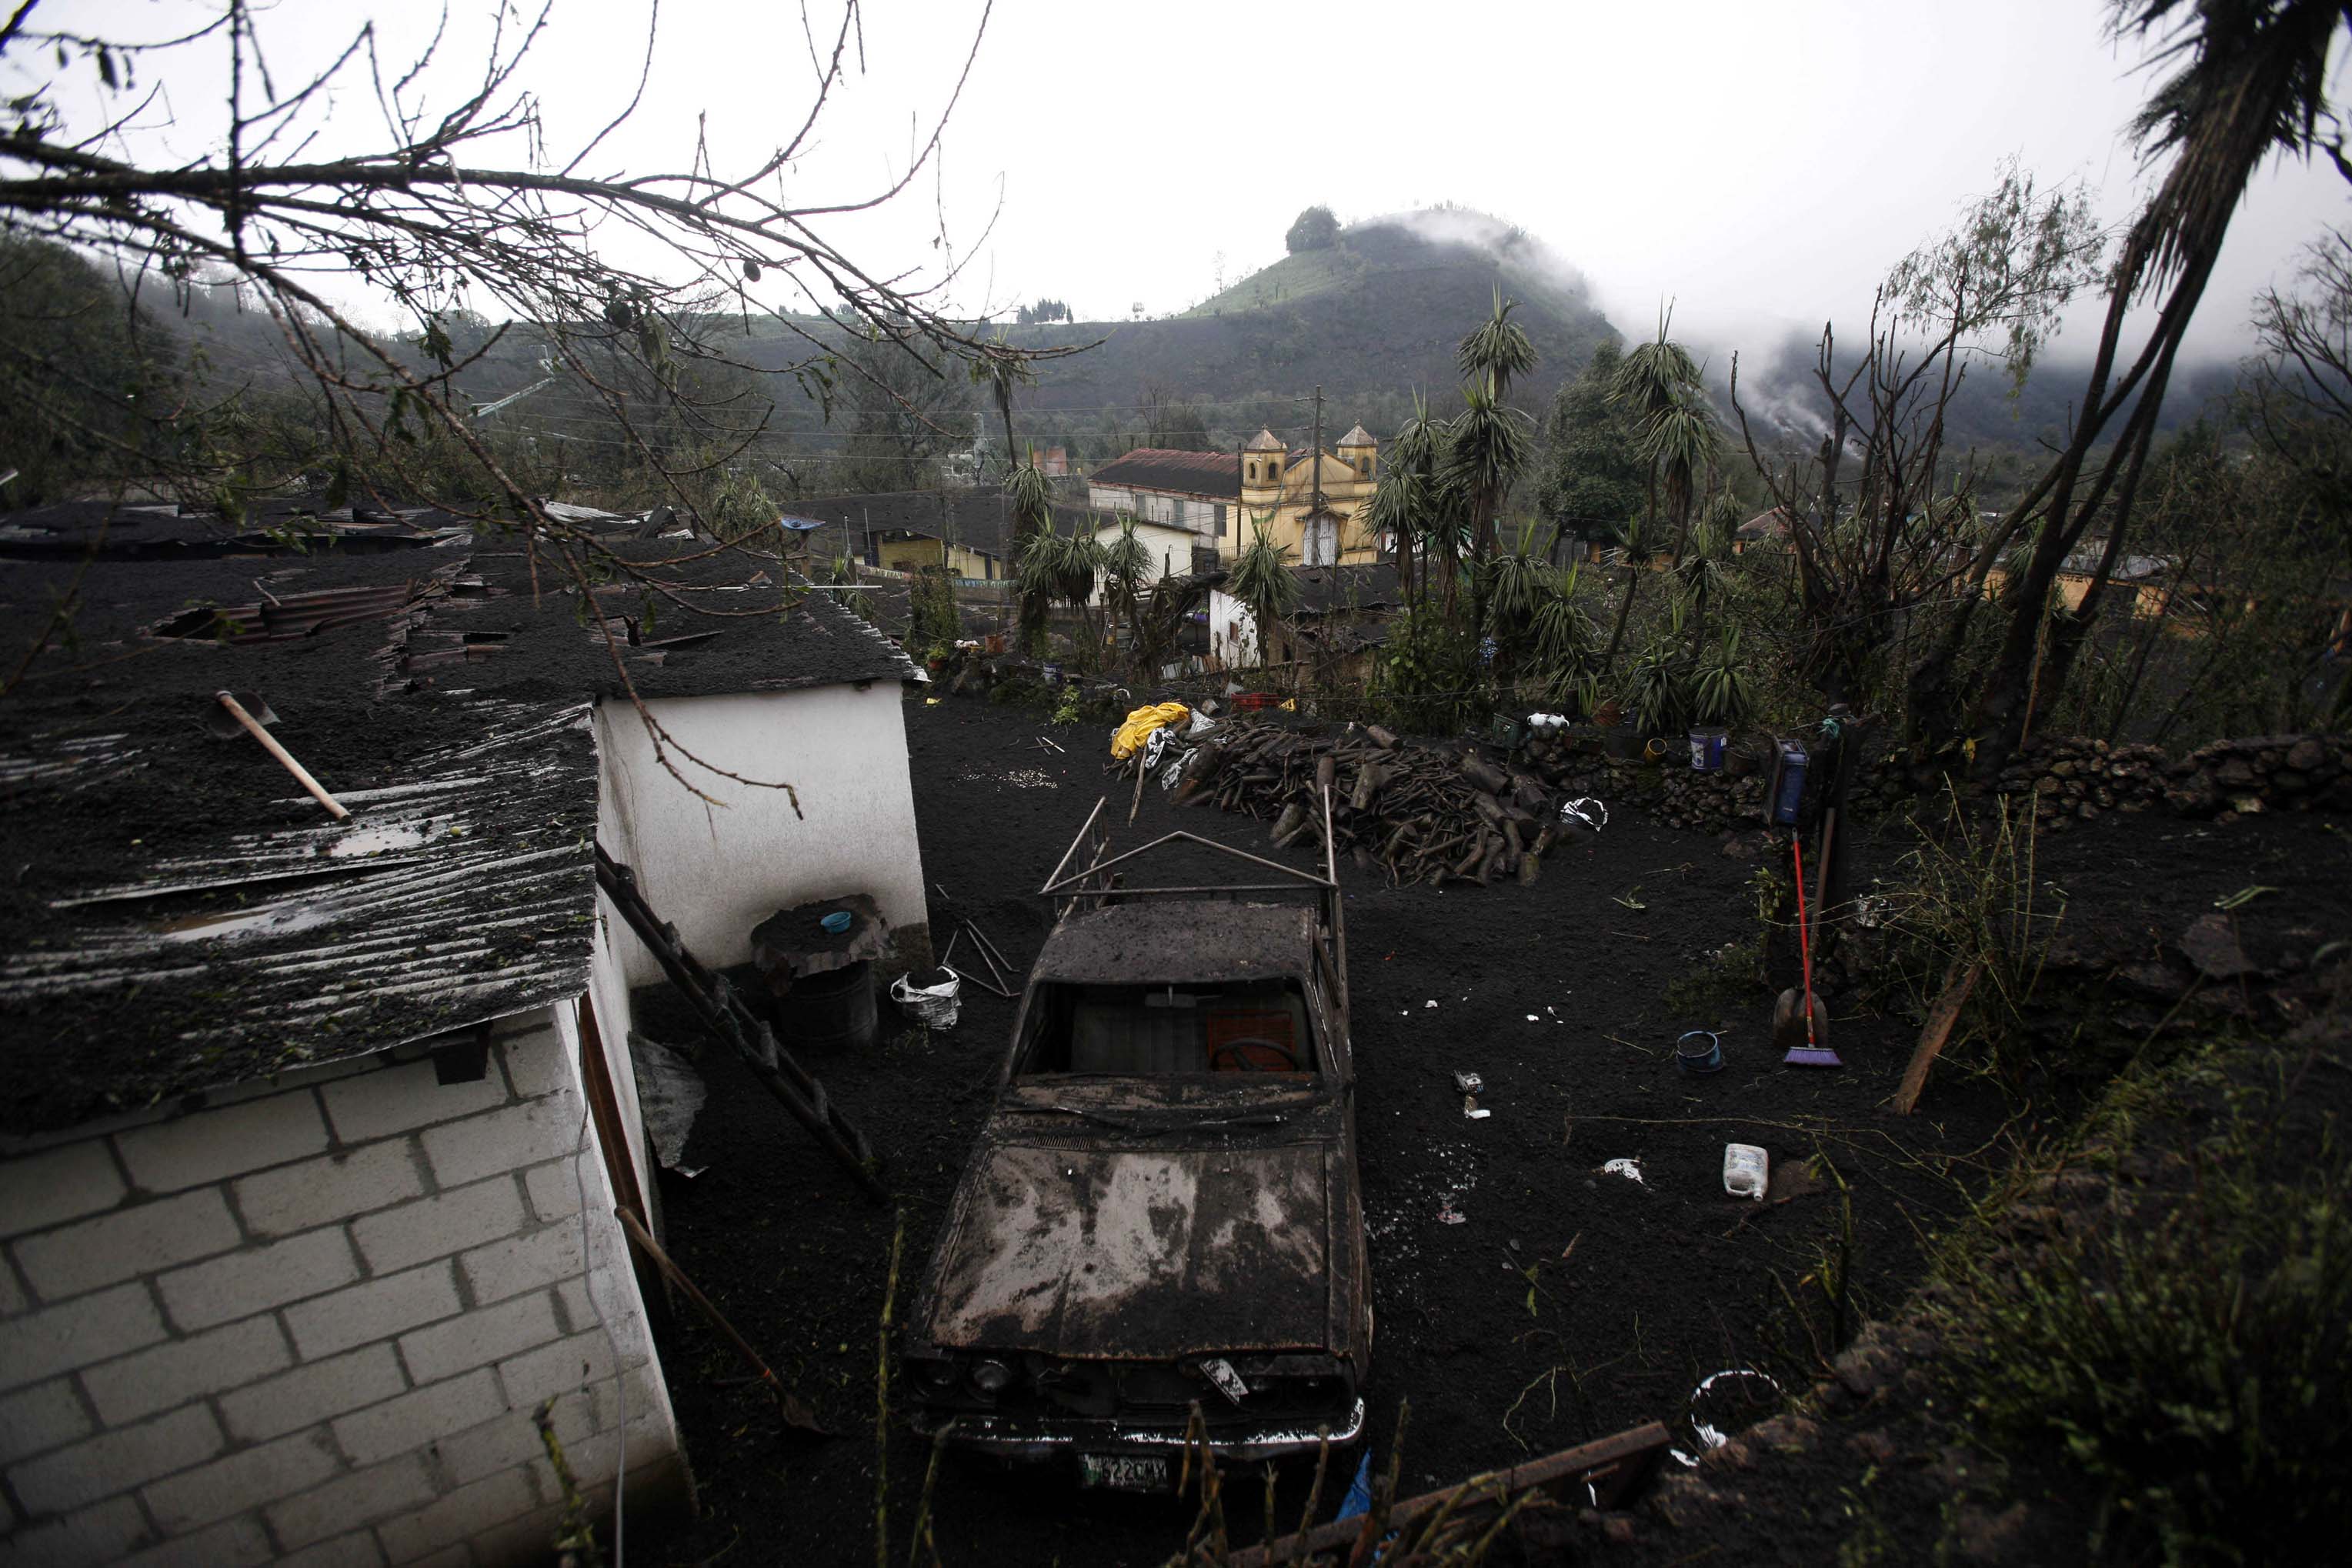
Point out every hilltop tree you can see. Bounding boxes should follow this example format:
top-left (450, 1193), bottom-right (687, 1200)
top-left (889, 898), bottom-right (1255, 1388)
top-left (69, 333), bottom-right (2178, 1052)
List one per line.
top-left (1286, 205), bottom-right (1340, 254)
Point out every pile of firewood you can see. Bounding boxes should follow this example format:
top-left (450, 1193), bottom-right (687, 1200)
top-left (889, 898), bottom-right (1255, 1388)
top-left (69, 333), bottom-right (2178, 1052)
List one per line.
top-left (1173, 719), bottom-right (1563, 886)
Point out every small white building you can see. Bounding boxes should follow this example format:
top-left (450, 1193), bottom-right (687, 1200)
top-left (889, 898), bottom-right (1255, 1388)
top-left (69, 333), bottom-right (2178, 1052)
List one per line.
top-left (1083, 515), bottom-right (1199, 606)
top-left (0, 522), bottom-right (927, 1565)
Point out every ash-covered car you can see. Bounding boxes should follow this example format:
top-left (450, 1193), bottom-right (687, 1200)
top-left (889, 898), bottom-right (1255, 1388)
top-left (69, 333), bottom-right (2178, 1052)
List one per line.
top-left (902, 799), bottom-right (1371, 1490)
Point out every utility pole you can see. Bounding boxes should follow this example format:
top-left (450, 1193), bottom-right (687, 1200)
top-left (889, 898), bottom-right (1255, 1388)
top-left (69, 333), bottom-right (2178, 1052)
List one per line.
top-left (1309, 385), bottom-right (1325, 516)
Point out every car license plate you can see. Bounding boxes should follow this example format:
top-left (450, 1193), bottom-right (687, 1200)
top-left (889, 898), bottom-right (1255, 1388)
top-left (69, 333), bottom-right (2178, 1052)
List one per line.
top-left (1078, 1453), bottom-right (1170, 1492)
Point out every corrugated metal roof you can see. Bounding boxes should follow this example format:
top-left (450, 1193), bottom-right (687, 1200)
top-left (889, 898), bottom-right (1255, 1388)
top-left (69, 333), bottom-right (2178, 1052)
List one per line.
top-left (1091, 449), bottom-right (1243, 499)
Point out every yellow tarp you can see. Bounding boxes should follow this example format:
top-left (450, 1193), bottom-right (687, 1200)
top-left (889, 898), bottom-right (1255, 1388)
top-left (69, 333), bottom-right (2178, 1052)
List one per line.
top-left (1110, 702), bottom-right (1191, 760)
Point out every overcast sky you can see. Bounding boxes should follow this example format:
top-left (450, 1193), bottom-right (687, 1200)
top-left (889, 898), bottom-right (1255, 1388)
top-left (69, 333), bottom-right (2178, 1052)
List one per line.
top-left (22, 0), bottom-right (2349, 363)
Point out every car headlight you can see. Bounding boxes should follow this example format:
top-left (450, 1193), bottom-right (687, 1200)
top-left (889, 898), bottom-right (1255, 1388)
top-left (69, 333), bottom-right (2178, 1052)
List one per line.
top-left (970, 1359), bottom-right (1016, 1395)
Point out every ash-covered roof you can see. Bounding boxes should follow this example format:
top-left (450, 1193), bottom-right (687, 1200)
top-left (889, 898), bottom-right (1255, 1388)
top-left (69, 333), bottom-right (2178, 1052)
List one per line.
top-left (0, 497), bottom-right (472, 560)
top-left (773, 488), bottom-right (1014, 562)
top-left (1292, 562), bottom-right (1401, 616)
top-left (1034, 902), bottom-right (1316, 988)
top-left (1336, 425), bottom-right (1376, 448)
top-left (0, 700), bottom-right (599, 1134)
top-left (1243, 429), bottom-right (1286, 452)
top-left (0, 518), bottom-right (917, 1133)
top-left (1089, 449), bottom-right (1243, 499)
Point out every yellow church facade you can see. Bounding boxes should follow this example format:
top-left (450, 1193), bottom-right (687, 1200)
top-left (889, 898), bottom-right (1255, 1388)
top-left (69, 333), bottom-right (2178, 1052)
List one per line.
top-left (1233, 425), bottom-right (1381, 567)
top-left (1086, 422), bottom-right (1383, 569)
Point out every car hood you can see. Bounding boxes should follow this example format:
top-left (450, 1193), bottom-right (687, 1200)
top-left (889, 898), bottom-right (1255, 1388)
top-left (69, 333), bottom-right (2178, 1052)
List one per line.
top-left (920, 1129), bottom-right (1336, 1360)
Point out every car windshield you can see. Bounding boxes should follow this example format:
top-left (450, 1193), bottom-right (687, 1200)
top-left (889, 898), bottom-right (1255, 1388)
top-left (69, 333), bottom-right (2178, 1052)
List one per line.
top-left (1018, 977), bottom-right (1316, 1076)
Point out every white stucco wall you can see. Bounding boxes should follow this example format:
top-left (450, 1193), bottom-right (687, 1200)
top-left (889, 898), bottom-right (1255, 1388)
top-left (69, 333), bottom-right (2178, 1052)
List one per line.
top-left (592, 682), bottom-right (928, 989)
top-left (1209, 589), bottom-right (1259, 669)
top-left (1089, 520), bottom-right (1197, 604)
top-left (0, 1005), bottom-right (684, 1567)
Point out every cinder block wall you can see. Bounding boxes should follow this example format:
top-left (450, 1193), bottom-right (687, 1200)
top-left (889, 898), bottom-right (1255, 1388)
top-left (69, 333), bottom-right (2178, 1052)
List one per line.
top-left (0, 1005), bottom-right (686, 1566)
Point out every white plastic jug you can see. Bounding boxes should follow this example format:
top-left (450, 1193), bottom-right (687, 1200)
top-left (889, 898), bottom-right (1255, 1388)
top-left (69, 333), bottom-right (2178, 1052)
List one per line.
top-left (1723, 1143), bottom-right (1770, 1201)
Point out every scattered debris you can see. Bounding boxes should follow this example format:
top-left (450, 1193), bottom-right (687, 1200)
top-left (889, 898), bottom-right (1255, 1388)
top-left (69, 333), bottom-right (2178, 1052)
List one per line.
top-left (1670, 1368), bottom-right (1783, 1466)
top-left (1674, 1030), bottom-right (1724, 1076)
top-left (2213, 883), bottom-right (2278, 910)
top-left (629, 1030), bottom-right (709, 1176)
top-left (1722, 1143), bottom-right (1770, 1201)
top-left (1601, 1158), bottom-right (1644, 1185)
top-left (209, 690), bottom-right (349, 821)
top-left (889, 967), bottom-right (962, 1028)
top-left (1559, 796), bottom-right (1608, 832)
top-left (1453, 1069), bottom-right (1483, 1094)
top-left (1199, 1356), bottom-right (1249, 1406)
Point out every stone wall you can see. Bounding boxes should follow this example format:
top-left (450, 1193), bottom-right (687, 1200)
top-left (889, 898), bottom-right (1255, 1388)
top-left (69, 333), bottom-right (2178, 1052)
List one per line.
top-left (1987, 736), bottom-right (2171, 831)
top-left (0, 1006), bottom-right (685, 1567)
top-left (2158, 733), bottom-right (2352, 822)
top-left (1522, 730), bottom-right (2350, 836)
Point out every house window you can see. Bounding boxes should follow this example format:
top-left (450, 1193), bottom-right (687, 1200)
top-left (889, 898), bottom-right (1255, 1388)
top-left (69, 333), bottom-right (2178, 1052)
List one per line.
top-left (1216, 503), bottom-right (1228, 535)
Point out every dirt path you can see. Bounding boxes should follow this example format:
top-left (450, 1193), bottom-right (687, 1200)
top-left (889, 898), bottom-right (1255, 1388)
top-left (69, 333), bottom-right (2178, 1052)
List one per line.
top-left (632, 697), bottom-right (2345, 1566)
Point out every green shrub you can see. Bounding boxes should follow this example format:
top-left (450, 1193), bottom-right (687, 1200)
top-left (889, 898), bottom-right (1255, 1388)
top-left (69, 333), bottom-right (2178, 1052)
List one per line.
top-left (1946, 1095), bottom-right (2352, 1563)
top-left (1877, 792), bottom-right (2065, 1083)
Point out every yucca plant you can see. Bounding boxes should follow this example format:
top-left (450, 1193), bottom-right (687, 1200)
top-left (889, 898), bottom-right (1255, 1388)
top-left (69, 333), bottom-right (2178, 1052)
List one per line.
top-left (1227, 518), bottom-right (1298, 669)
top-left (1623, 630), bottom-right (1694, 739)
top-left (1479, 521), bottom-right (1556, 681)
top-left (1098, 515), bottom-right (1152, 663)
top-left (1691, 626), bottom-right (1758, 730)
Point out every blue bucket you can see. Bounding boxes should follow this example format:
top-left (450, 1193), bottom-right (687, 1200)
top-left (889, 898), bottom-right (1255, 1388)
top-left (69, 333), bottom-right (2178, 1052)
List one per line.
top-left (1689, 728), bottom-right (1728, 772)
top-left (1676, 1030), bottom-right (1725, 1075)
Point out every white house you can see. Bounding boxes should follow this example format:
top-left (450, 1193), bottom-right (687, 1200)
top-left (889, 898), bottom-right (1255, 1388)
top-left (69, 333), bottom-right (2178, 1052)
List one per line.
top-left (1082, 514), bottom-right (1199, 607)
top-left (0, 519), bottom-right (926, 1565)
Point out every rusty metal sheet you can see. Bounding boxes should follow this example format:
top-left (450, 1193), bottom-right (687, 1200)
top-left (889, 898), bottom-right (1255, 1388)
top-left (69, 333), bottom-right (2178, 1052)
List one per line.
top-left (926, 1139), bottom-right (1331, 1358)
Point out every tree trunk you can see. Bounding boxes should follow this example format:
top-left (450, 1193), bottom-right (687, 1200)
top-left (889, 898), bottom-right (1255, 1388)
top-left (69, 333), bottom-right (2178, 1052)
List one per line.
top-left (1602, 562), bottom-right (1643, 666)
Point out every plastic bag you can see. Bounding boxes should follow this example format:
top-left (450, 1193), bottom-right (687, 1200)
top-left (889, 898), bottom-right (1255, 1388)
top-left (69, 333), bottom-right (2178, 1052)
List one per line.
top-left (889, 967), bottom-right (962, 1029)
top-left (1109, 702), bottom-right (1191, 760)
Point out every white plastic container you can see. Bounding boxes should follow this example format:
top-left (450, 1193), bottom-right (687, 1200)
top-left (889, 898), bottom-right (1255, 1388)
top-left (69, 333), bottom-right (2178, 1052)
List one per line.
top-left (1723, 1143), bottom-right (1770, 1201)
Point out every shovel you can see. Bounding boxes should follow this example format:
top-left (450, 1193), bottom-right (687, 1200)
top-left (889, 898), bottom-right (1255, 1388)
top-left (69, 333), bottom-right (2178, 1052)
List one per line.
top-left (209, 690), bottom-right (349, 820)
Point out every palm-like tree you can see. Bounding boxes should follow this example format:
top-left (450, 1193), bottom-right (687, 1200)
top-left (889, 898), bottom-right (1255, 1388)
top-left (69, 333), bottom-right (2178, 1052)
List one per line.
top-left (1369, 395), bottom-right (1450, 605)
top-left (1598, 508), bottom-right (1660, 668)
top-left (1445, 373), bottom-right (1534, 565)
top-left (968, 333), bottom-right (1035, 477)
top-left (1611, 320), bottom-right (1718, 571)
top-left (1228, 517), bottom-right (1299, 669)
top-left (1451, 292), bottom-right (1539, 563)
top-left (1458, 288), bottom-right (1537, 399)
top-left (1099, 515), bottom-right (1153, 664)
top-left (1960, 0), bottom-right (2351, 772)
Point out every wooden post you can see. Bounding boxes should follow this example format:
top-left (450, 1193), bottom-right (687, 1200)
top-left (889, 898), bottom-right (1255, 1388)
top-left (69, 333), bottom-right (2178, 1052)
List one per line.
top-left (1895, 960), bottom-right (1983, 1115)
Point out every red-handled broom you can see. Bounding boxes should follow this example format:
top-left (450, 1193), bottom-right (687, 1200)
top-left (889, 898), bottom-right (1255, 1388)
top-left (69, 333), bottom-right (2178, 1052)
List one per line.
top-left (1777, 832), bottom-right (1840, 1067)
